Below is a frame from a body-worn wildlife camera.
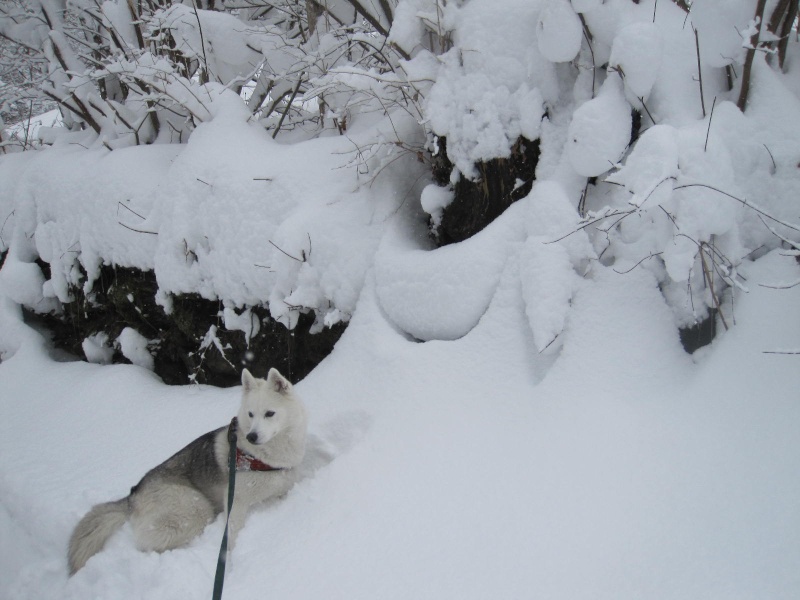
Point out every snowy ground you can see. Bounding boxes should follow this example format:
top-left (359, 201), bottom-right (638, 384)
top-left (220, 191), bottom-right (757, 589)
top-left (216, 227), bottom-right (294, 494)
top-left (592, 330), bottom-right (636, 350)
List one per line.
top-left (1, 247), bottom-right (799, 599)
top-left (2, 0), bottom-right (800, 597)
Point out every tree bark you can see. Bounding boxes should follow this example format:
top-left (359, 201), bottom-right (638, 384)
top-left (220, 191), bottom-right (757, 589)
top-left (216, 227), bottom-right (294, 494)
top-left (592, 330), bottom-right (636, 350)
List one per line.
top-left (737, 0), bottom-right (769, 112)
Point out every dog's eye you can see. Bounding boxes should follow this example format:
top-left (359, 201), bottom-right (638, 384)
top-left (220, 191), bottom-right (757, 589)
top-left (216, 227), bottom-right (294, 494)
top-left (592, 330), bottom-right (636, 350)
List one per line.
top-left (265, 411), bottom-right (275, 418)
top-left (248, 412), bottom-right (254, 418)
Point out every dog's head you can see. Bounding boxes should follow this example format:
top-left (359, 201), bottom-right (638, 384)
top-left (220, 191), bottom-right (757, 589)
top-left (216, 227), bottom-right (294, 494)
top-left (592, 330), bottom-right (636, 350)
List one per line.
top-left (238, 368), bottom-right (304, 446)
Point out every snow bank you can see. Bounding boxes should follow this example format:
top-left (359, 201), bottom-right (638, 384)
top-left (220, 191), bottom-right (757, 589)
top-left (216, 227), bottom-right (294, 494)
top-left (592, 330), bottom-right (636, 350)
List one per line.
top-left (1, 248), bottom-right (798, 600)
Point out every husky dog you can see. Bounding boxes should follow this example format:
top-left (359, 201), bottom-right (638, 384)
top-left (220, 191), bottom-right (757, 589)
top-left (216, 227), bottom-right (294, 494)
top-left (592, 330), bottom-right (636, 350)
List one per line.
top-left (67, 368), bottom-right (307, 575)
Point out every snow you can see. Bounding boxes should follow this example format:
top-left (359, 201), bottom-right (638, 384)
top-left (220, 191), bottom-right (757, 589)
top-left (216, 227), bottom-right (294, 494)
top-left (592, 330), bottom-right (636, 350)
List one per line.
top-left (2, 0), bottom-right (800, 597)
top-left (691, 0), bottom-right (756, 68)
top-left (536, 0), bottom-right (583, 64)
top-left (1, 248), bottom-right (799, 599)
top-left (117, 327), bottom-right (155, 371)
top-left (419, 183), bottom-right (454, 229)
top-left (566, 73), bottom-right (632, 177)
top-left (81, 333), bottom-right (114, 365)
top-left (422, 0), bottom-right (553, 179)
top-left (609, 22), bottom-right (663, 103)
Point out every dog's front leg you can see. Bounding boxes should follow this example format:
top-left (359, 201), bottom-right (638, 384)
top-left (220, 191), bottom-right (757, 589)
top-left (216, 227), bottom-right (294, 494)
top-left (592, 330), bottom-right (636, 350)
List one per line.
top-left (226, 484), bottom-right (254, 550)
top-left (226, 506), bottom-right (246, 549)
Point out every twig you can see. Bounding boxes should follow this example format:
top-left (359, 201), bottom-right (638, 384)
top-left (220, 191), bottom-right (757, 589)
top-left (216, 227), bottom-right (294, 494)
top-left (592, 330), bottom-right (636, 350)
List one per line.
top-left (699, 242), bottom-right (729, 331)
top-left (759, 280), bottom-right (800, 289)
top-left (272, 73), bottom-right (304, 139)
top-left (117, 202), bottom-right (146, 221)
top-left (763, 144), bottom-right (777, 173)
top-left (674, 183), bottom-right (800, 232)
top-left (579, 14), bottom-right (596, 98)
top-left (694, 27), bottom-right (706, 117)
top-left (0, 210), bottom-right (15, 247)
top-left (269, 240), bottom-right (304, 262)
top-left (191, 0), bottom-right (212, 83)
top-left (545, 207), bottom-right (634, 244)
top-left (613, 252), bottom-right (664, 274)
top-left (756, 215), bottom-right (800, 250)
top-left (704, 96), bottom-right (717, 152)
top-left (118, 222), bottom-right (158, 235)
top-left (638, 96), bottom-right (657, 125)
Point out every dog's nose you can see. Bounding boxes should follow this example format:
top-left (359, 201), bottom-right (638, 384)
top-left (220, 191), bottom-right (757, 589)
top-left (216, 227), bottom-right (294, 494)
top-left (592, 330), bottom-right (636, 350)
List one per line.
top-left (246, 432), bottom-right (258, 444)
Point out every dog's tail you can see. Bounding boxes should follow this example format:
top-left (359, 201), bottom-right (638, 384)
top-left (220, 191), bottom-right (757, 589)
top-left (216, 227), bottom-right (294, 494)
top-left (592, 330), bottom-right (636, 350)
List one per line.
top-left (68, 497), bottom-right (130, 575)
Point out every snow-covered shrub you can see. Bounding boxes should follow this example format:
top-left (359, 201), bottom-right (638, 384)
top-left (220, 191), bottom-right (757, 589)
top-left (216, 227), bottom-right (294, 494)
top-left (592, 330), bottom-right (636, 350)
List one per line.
top-left (2, 0), bottom-right (800, 381)
top-left (402, 0), bottom-right (800, 348)
top-left (0, 0), bottom-right (417, 145)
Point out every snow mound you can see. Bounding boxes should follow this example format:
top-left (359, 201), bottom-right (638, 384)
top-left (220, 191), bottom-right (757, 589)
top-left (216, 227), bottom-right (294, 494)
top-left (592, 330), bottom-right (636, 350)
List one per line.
top-left (375, 202), bottom-right (526, 341)
top-left (567, 74), bottom-right (632, 177)
top-left (609, 22), bottom-right (663, 102)
top-left (536, 0), bottom-right (583, 64)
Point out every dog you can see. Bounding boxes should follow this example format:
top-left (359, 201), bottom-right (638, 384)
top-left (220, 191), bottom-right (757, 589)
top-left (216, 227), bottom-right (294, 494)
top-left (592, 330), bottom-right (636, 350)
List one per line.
top-left (67, 367), bottom-right (307, 575)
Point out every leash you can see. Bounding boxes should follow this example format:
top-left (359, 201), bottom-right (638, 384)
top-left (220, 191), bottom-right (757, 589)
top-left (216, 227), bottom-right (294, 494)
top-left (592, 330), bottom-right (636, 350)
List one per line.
top-left (212, 416), bottom-right (238, 600)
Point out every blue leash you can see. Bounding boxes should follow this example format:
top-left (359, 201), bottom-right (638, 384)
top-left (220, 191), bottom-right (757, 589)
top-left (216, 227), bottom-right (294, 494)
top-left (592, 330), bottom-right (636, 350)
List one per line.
top-left (212, 417), bottom-right (238, 600)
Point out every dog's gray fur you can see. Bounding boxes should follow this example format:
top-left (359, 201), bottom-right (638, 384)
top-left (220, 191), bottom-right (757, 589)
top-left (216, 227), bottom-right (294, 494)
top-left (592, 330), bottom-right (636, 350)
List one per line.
top-left (67, 367), bottom-right (306, 574)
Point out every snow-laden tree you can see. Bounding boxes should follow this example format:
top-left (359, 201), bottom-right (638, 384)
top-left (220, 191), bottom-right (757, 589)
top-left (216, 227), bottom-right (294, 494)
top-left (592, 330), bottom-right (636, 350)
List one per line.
top-left (1, 0), bottom-right (799, 382)
top-left (0, 0), bottom-right (417, 145)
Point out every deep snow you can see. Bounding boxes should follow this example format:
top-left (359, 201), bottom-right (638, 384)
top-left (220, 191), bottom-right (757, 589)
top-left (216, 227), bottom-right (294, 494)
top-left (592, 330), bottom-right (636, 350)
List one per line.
top-left (1, 249), bottom-right (799, 599)
top-left (2, 0), bottom-right (800, 597)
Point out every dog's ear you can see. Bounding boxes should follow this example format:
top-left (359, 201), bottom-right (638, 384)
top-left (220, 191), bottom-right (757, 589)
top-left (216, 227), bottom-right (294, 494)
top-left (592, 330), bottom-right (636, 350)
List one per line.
top-left (241, 368), bottom-right (258, 393)
top-left (266, 368), bottom-right (291, 395)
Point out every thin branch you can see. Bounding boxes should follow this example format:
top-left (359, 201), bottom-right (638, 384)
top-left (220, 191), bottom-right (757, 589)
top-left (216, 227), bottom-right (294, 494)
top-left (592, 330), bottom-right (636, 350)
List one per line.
top-left (699, 242), bottom-right (729, 331)
top-left (579, 14), bottom-right (596, 99)
top-left (269, 240), bottom-right (304, 262)
top-left (118, 222), bottom-right (158, 235)
top-left (693, 27), bottom-right (706, 117)
top-left (191, 0), bottom-right (212, 83)
top-left (704, 96), bottom-right (717, 152)
top-left (613, 252), bottom-right (664, 274)
top-left (759, 280), bottom-right (800, 290)
top-left (272, 73), bottom-right (304, 139)
top-left (638, 96), bottom-right (657, 125)
top-left (117, 201), bottom-right (146, 220)
top-left (674, 183), bottom-right (800, 233)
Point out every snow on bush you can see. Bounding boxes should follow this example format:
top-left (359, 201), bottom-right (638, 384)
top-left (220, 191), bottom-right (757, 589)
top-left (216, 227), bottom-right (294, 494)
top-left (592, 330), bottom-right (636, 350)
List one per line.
top-left (536, 0), bottom-right (583, 64)
top-left (117, 327), bottom-right (154, 370)
top-left (1, 0), bottom-right (800, 363)
top-left (691, 0), bottom-right (757, 68)
top-left (82, 332), bottom-right (115, 365)
top-left (609, 22), bottom-right (663, 103)
top-left (418, 0), bottom-right (553, 179)
top-left (520, 181), bottom-right (594, 353)
top-left (567, 73), bottom-right (632, 177)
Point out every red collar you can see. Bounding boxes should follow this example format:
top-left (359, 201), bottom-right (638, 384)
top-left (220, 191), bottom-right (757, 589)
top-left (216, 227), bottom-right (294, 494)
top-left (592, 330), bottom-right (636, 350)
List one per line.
top-left (235, 448), bottom-right (284, 472)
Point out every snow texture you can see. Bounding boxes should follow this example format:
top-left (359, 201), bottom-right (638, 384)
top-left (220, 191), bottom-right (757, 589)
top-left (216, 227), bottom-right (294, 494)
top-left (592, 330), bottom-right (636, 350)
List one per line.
top-left (2, 0), bottom-right (800, 597)
top-left (567, 74), bottom-right (632, 177)
top-left (536, 0), bottom-right (583, 63)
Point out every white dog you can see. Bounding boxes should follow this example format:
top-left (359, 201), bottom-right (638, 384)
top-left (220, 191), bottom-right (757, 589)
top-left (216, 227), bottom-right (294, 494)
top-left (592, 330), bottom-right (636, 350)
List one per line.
top-left (68, 368), bottom-right (307, 574)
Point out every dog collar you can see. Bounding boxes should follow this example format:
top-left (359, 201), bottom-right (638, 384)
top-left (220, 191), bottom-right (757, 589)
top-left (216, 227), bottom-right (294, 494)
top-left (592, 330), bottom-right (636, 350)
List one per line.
top-left (235, 448), bottom-right (284, 472)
